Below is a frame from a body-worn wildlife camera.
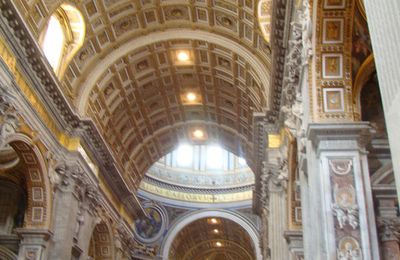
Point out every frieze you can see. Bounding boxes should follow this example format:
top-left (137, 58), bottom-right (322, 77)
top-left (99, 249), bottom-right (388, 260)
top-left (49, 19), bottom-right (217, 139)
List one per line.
top-left (142, 175), bottom-right (253, 195)
top-left (146, 164), bottom-right (254, 189)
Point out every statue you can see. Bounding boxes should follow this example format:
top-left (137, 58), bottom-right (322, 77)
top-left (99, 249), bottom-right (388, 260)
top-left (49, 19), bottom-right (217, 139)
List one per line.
top-left (300, 0), bottom-right (313, 62)
top-left (74, 208), bottom-right (85, 238)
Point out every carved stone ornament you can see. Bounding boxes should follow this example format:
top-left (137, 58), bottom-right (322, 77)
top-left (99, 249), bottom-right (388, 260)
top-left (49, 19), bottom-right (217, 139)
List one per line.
top-left (130, 238), bottom-right (156, 258)
top-left (53, 163), bottom-right (80, 187)
top-left (337, 236), bottom-right (362, 260)
top-left (52, 162), bottom-right (101, 212)
top-left (329, 159), bottom-right (353, 176)
top-left (260, 159), bottom-right (289, 203)
top-left (300, 0), bottom-right (313, 63)
top-left (332, 184), bottom-right (359, 230)
top-left (280, 17), bottom-right (305, 136)
top-left (377, 218), bottom-right (400, 242)
top-left (0, 94), bottom-right (19, 150)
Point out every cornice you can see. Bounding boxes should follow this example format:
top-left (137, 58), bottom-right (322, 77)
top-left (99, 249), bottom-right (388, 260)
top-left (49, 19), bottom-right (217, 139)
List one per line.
top-left (0, 0), bottom-right (145, 218)
top-left (267, 0), bottom-right (293, 123)
top-left (307, 122), bottom-right (372, 150)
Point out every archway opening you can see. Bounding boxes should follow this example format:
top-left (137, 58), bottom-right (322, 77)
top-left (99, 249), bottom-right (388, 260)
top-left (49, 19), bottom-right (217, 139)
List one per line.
top-left (0, 164), bottom-right (26, 255)
top-left (168, 217), bottom-right (256, 260)
top-left (87, 221), bottom-right (114, 260)
top-left (0, 137), bottom-right (50, 255)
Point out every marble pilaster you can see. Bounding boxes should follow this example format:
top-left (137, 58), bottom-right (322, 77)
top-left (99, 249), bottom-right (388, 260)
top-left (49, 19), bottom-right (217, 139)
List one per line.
top-left (48, 163), bottom-right (81, 260)
top-left (305, 122), bottom-right (379, 260)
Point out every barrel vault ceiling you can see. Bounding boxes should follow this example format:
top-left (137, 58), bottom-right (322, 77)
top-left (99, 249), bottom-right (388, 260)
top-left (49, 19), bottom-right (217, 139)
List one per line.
top-left (169, 217), bottom-right (255, 260)
top-left (13, 0), bottom-right (272, 189)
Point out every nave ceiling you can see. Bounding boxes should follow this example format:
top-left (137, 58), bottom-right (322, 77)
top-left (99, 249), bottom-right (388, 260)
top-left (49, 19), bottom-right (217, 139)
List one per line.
top-left (11, 0), bottom-right (274, 188)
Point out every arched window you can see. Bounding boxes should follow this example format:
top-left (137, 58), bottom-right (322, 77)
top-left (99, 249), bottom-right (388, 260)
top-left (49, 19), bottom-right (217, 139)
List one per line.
top-left (42, 16), bottom-right (65, 71)
top-left (41, 4), bottom-right (85, 78)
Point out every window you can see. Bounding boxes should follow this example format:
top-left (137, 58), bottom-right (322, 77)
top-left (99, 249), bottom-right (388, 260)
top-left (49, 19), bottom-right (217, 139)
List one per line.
top-left (42, 16), bottom-right (65, 71)
top-left (176, 144), bottom-right (193, 168)
top-left (41, 4), bottom-right (85, 78)
top-left (206, 146), bottom-right (223, 169)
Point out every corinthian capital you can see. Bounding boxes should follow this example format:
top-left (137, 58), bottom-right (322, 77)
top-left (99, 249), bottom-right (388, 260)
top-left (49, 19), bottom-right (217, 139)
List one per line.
top-left (378, 217), bottom-right (400, 242)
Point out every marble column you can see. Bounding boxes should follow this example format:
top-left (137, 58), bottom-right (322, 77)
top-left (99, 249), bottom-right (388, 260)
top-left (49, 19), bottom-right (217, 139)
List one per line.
top-left (15, 229), bottom-right (52, 260)
top-left (363, 0), bottom-right (400, 201)
top-left (305, 122), bottom-right (379, 259)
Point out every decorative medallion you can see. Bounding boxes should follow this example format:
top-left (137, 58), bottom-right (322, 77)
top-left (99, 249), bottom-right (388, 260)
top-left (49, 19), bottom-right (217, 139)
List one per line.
top-left (133, 203), bottom-right (167, 243)
top-left (337, 236), bottom-right (362, 259)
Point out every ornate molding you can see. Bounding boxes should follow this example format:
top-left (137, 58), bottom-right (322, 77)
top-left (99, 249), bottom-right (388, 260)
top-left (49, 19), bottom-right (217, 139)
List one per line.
top-left (0, 0), bottom-right (145, 218)
top-left (252, 115), bottom-right (268, 215)
top-left (268, 0), bottom-right (292, 122)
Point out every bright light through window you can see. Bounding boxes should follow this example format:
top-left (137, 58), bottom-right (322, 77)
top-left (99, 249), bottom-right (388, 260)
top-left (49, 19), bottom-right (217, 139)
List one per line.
top-left (176, 144), bottom-right (193, 167)
top-left (238, 157), bottom-right (247, 167)
top-left (42, 16), bottom-right (65, 71)
top-left (206, 146), bottom-right (223, 169)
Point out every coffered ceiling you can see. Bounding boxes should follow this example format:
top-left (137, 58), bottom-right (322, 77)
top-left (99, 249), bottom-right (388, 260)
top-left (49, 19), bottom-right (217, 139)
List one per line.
top-left (13, 0), bottom-right (272, 189)
top-left (169, 217), bottom-right (255, 260)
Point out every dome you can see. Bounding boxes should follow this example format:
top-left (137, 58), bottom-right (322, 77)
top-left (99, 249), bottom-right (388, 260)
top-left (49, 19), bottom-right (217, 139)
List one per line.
top-left (139, 144), bottom-right (254, 206)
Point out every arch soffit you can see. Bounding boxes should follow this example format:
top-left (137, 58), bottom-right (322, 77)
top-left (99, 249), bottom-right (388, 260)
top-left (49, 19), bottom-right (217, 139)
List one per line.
top-left (160, 209), bottom-right (262, 260)
top-left (4, 133), bottom-right (52, 229)
top-left (89, 218), bottom-right (116, 260)
top-left (76, 29), bottom-right (271, 115)
top-left (182, 239), bottom-right (254, 260)
top-left (0, 246), bottom-right (17, 260)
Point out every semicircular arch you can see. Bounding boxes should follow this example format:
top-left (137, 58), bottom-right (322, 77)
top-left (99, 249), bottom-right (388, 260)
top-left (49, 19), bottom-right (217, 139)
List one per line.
top-left (160, 209), bottom-right (262, 260)
top-left (4, 133), bottom-right (52, 229)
